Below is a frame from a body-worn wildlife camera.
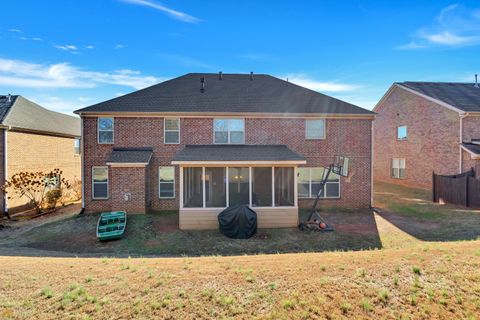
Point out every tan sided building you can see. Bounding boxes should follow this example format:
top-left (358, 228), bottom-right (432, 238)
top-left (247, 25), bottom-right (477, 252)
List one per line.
top-left (0, 95), bottom-right (81, 214)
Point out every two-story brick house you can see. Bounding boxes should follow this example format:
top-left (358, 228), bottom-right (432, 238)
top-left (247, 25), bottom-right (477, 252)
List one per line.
top-left (75, 73), bottom-right (374, 229)
top-left (374, 82), bottom-right (480, 189)
top-left (1, 95), bottom-right (81, 214)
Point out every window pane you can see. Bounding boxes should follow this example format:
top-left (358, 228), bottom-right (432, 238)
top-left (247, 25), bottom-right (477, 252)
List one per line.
top-left (397, 126), bottom-right (407, 140)
top-left (228, 167), bottom-right (249, 206)
top-left (392, 158), bottom-right (399, 169)
top-left (230, 131), bottom-right (244, 144)
top-left (165, 119), bottom-right (179, 130)
top-left (93, 184), bottom-right (108, 199)
top-left (275, 167), bottom-right (294, 206)
top-left (298, 183), bottom-right (310, 198)
top-left (99, 118), bottom-right (113, 130)
top-left (399, 168), bottom-right (406, 179)
top-left (205, 167), bottom-right (226, 207)
top-left (160, 183), bottom-right (174, 198)
top-left (298, 168), bottom-right (310, 198)
top-left (399, 159), bottom-right (406, 169)
top-left (183, 167), bottom-right (203, 208)
top-left (99, 131), bottom-right (113, 144)
top-left (214, 119), bottom-right (227, 131)
top-left (325, 183), bottom-right (340, 198)
top-left (93, 168), bottom-right (108, 183)
top-left (165, 131), bottom-right (179, 144)
top-left (159, 167), bottom-right (174, 182)
top-left (252, 167), bottom-right (272, 207)
top-left (229, 119), bottom-right (244, 131)
top-left (306, 120), bottom-right (325, 139)
top-left (214, 131), bottom-right (228, 143)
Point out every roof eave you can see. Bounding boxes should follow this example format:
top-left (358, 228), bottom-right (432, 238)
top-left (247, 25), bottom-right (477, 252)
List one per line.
top-left (171, 160), bottom-right (307, 165)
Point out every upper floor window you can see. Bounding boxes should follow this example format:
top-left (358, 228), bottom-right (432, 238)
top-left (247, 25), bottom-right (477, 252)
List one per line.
top-left (391, 158), bottom-right (405, 179)
top-left (397, 125), bottom-right (407, 140)
top-left (213, 119), bottom-right (244, 144)
top-left (164, 118), bottom-right (180, 144)
top-left (74, 138), bottom-right (81, 155)
top-left (98, 117), bottom-right (114, 144)
top-left (305, 119), bottom-right (325, 139)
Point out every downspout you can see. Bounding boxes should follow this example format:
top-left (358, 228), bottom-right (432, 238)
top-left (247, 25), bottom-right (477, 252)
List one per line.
top-left (459, 113), bottom-right (468, 173)
top-left (370, 118), bottom-right (374, 208)
top-left (80, 116), bottom-right (85, 212)
top-left (3, 128), bottom-right (8, 218)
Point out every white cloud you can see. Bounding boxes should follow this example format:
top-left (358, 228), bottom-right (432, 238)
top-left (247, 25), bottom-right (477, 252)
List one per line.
top-left (0, 58), bottom-right (160, 90)
top-left (283, 74), bottom-right (360, 92)
top-left (85, 45), bottom-right (94, 49)
top-left (32, 37), bottom-right (43, 41)
top-left (115, 44), bottom-right (126, 49)
top-left (398, 4), bottom-right (480, 49)
top-left (54, 44), bottom-right (79, 54)
top-left (120, 0), bottom-right (201, 23)
top-left (8, 28), bottom-right (23, 33)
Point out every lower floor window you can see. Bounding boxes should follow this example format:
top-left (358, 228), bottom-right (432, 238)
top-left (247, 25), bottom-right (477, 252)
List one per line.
top-left (159, 167), bottom-right (175, 198)
top-left (392, 158), bottom-right (406, 179)
top-left (298, 167), bottom-right (340, 198)
top-left (92, 167), bottom-right (108, 199)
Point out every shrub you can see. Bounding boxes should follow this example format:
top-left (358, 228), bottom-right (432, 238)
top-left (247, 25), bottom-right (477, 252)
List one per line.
top-left (45, 189), bottom-right (62, 210)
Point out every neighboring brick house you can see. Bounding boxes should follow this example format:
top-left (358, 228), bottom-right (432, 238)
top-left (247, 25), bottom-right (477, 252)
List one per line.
top-left (374, 82), bottom-right (480, 189)
top-left (75, 73), bottom-right (374, 229)
top-left (0, 95), bottom-right (81, 214)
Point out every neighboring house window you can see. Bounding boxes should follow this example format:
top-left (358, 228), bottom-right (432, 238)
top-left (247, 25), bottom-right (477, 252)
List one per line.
top-left (298, 167), bottom-right (340, 198)
top-left (74, 138), bottom-right (81, 155)
top-left (92, 167), bottom-right (109, 199)
top-left (159, 167), bottom-right (175, 198)
top-left (164, 118), bottom-right (180, 144)
top-left (392, 158), bottom-right (406, 179)
top-left (98, 117), bottom-right (114, 144)
top-left (213, 119), bottom-right (245, 144)
top-left (305, 119), bottom-right (326, 139)
top-left (397, 125), bottom-right (407, 140)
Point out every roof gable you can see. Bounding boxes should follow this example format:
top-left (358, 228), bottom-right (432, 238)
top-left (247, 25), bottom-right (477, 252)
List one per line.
top-left (75, 73), bottom-right (373, 116)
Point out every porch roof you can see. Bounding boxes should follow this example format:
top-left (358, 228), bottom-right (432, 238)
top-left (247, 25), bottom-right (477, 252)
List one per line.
top-left (106, 148), bottom-right (153, 166)
top-left (171, 145), bottom-right (306, 165)
top-left (461, 143), bottom-right (480, 158)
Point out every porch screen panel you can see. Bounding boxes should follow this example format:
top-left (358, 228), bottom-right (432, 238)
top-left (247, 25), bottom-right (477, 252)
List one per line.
top-left (228, 167), bottom-right (249, 206)
top-left (205, 167), bottom-right (226, 207)
top-left (274, 167), bottom-right (294, 206)
top-left (252, 167), bottom-right (272, 207)
top-left (183, 167), bottom-right (203, 208)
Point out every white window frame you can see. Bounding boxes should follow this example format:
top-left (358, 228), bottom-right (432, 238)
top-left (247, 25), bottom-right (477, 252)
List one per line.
top-left (305, 119), bottom-right (326, 140)
top-left (397, 125), bottom-right (407, 140)
top-left (74, 138), bottom-right (81, 155)
top-left (97, 117), bottom-right (114, 144)
top-left (164, 118), bottom-right (180, 144)
top-left (391, 158), bottom-right (406, 179)
top-left (159, 166), bottom-right (175, 199)
top-left (297, 167), bottom-right (340, 199)
top-left (92, 166), bottom-right (109, 200)
top-left (180, 165), bottom-right (297, 209)
top-left (213, 118), bottom-right (245, 144)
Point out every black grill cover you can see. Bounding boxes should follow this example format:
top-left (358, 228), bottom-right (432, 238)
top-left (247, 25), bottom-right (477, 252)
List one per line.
top-left (218, 205), bottom-right (257, 239)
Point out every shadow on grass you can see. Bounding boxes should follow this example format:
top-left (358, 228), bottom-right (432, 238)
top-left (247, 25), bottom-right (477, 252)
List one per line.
top-left (4, 209), bottom-right (383, 257)
top-left (374, 181), bottom-right (480, 242)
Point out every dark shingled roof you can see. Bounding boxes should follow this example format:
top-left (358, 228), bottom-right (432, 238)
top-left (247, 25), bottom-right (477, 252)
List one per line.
top-left (462, 143), bottom-right (480, 155)
top-left (172, 145), bottom-right (305, 162)
top-left (398, 82), bottom-right (480, 112)
top-left (0, 95), bottom-right (80, 137)
top-left (75, 73), bottom-right (373, 115)
top-left (106, 148), bottom-right (153, 164)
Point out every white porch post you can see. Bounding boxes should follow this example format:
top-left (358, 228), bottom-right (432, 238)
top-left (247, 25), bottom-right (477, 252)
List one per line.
top-left (248, 167), bottom-right (252, 207)
top-left (202, 167), bottom-right (206, 208)
top-left (179, 166), bottom-right (184, 209)
top-left (294, 166), bottom-right (298, 207)
top-left (272, 166), bottom-right (275, 207)
top-left (225, 166), bottom-right (229, 207)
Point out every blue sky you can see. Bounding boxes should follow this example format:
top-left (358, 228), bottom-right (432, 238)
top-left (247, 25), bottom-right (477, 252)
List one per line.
top-left (1, 0), bottom-right (479, 115)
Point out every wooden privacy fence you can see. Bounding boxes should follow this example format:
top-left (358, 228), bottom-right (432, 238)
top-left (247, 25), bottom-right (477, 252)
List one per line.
top-left (432, 169), bottom-right (480, 207)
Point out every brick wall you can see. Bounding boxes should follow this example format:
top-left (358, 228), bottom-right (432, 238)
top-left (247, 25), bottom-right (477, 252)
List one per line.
top-left (83, 116), bottom-right (372, 213)
top-left (462, 115), bottom-right (480, 142)
top-left (0, 129), bottom-right (4, 213)
top-left (110, 166), bottom-right (147, 213)
top-left (374, 86), bottom-right (461, 189)
top-left (462, 149), bottom-right (480, 175)
top-left (6, 130), bottom-right (81, 211)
